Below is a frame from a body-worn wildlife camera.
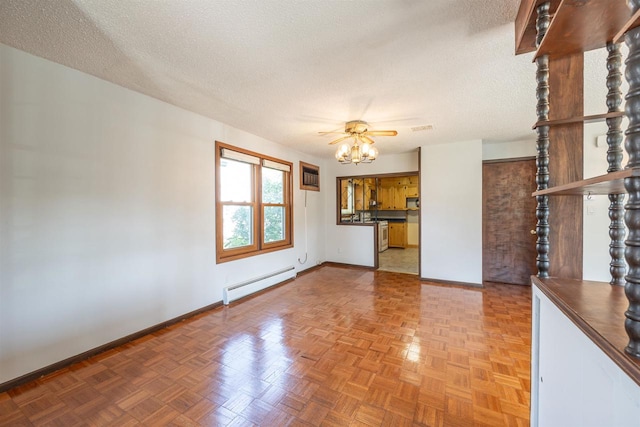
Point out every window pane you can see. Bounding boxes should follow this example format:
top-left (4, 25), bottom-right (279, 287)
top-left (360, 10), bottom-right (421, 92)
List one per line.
top-left (262, 167), bottom-right (284, 204)
top-left (223, 205), bottom-right (253, 248)
top-left (220, 158), bottom-right (252, 202)
top-left (264, 206), bottom-right (285, 243)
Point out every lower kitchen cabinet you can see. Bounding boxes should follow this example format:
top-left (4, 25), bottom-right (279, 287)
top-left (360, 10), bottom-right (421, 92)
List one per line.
top-left (389, 222), bottom-right (406, 248)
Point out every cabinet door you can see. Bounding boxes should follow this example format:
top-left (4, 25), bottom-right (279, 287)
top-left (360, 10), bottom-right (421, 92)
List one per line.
top-left (389, 223), bottom-right (399, 246)
top-left (394, 186), bottom-right (407, 209)
top-left (379, 178), bottom-right (394, 210)
top-left (389, 223), bottom-right (406, 248)
top-left (405, 185), bottom-right (418, 198)
top-left (406, 176), bottom-right (419, 197)
top-left (377, 186), bottom-right (388, 209)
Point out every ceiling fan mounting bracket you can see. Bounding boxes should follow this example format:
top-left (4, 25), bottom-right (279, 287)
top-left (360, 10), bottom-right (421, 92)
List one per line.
top-left (345, 120), bottom-right (368, 134)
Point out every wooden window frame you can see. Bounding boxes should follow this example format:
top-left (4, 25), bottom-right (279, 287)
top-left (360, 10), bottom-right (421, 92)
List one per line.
top-left (215, 141), bottom-right (293, 263)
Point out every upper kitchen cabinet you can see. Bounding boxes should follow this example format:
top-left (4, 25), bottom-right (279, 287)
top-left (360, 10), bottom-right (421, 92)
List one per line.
top-left (378, 176), bottom-right (419, 210)
top-left (378, 177), bottom-right (405, 210)
top-left (406, 176), bottom-right (419, 198)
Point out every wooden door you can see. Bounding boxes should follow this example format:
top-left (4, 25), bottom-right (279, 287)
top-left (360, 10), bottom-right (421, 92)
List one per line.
top-left (483, 158), bottom-right (537, 285)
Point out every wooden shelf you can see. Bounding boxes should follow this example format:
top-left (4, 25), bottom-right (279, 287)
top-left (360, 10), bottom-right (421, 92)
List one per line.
top-left (532, 111), bottom-right (624, 129)
top-left (534, 0), bottom-right (630, 59)
top-left (515, 0), bottom-right (631, 57)
top-left (532, 169), bottom-right (640, 196)
top-left (615, 8), bottom-right (640, 43)
top-left (532, 276), bottom-right (640, 386)
top-left (514, 0), bottom-right (560, 55)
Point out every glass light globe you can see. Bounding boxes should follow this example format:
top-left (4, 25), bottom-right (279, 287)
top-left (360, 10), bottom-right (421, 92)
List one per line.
top-left (361, 142), bottom-right (371, 156)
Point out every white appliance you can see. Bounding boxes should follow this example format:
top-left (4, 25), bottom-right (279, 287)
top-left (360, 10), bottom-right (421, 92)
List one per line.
top-left (378, 221), bottom-right (389, 252)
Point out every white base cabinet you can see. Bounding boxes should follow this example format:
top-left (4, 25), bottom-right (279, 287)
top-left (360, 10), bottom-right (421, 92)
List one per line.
top-left (531, 285), bottom-right (640, 427)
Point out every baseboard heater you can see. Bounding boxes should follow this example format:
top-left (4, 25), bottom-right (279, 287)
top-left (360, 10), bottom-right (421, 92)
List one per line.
top-left (223, 265), bottom-right (296, 305)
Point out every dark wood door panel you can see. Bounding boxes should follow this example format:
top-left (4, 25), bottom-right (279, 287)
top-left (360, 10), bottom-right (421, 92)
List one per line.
top-left (483, 159), bottom-right (537, 285)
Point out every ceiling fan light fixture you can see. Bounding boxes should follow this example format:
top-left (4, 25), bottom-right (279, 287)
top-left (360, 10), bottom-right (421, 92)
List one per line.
top-left (335, 137), bottom-right (379, 165)
top-left (327, 120), bottom-right (394, 165)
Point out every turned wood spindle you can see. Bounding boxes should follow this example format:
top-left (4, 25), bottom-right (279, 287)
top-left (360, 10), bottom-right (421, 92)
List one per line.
top-left (607, 42), bottom-right (626, 287)
top-left (624, 0), bottom-right (640, 357)
top-left (535, 2), bottom-right (551, 278)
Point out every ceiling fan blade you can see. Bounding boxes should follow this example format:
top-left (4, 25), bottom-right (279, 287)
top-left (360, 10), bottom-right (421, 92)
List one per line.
top-left (360, 135), bottom-right (375, 145)
top-left (365, 130), bottom-right (397, 137)
top-left (328, 135), bottom-right (352, 145)
top-left (318, 131), bottom-right (347, 135)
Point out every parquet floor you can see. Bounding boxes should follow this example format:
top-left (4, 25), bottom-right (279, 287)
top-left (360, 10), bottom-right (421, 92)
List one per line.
top-left (0, 266), bottom-right (531, 426)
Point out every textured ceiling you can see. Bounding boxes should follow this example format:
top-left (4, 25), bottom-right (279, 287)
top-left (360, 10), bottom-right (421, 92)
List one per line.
top-left (0, 0), bottom-right (607, 159)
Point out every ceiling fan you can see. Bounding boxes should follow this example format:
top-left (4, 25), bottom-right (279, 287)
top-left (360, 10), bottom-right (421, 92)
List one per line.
top-left (320, 120), bottom-right (398, 164)
top-left (320, 120), bottom-right (398, 146)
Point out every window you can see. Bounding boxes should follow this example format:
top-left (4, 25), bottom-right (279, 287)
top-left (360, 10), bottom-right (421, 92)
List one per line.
top-left (216, 141), bottom-right (293, 262)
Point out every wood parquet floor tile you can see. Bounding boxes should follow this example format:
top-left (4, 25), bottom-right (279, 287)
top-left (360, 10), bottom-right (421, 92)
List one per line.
top-left (0, 266), bottom-right (531, 426)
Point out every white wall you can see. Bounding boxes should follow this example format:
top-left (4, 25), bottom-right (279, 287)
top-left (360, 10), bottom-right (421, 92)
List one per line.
top-left (581, 45), bottom-right (629, 282)
top-left (0, 44), bottom-right (325, 384)
top-left (482, 139), bottom-right (536, 160)
top-left (323, 151), bottom-right (418, 266)
top-left (582, 122), bottom-right (627, 282)
top-left (421, 140), bottom-right (482, 284)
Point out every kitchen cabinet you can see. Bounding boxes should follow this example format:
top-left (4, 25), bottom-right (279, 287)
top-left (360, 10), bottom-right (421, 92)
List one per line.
top-left (378, 178), bottom-right (395, 209)
top-left (379, 177), bottom-right (409, 210)
top-left (406, 176), bottom-right (419, 198)
top-left (394, 185), bottom-right (407, 209)
top-left (389, 222), bottom-right (406, 248)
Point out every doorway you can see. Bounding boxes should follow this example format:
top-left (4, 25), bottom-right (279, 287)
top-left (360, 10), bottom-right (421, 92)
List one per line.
top-left (482, 158), bottom-right (537, 285)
